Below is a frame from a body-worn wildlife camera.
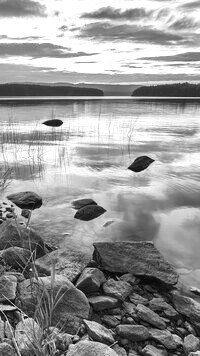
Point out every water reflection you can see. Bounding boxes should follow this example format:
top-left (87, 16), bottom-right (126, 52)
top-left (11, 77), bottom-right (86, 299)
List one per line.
top-left (0, 98), bottom-right (200, 287)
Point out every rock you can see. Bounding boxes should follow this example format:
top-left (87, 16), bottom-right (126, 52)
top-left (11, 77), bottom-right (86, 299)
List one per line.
top-left (128, 156), bottom-right (154, 173)
top-left (88, 296), bottom-right (120, 311)
top-left (136, 304), bottom-right (166, 330)
top-left (0, 275), bottom-right (17, 302)
top-left (21, 209), bottom-right (31, 219)
top-left (0, 304), bottom-right (18, 312)
top-left (101, 315), bottom-right (120, 328)
top-left (0, 343), bottom-right (17, 356)
top-left (74, 204), bottom-right (106, 221)
top-left (16, 274), bottom-right (90, 334)
top-left (148, 297), bottom-right (178, 318)
top-left (0, 220), bottom-right (45, 258)
top-left (15, 318), bottom-right (40, 355)
top-left (119, 273), bottom-right (137, 285)
top-left (7, 191), bottom-right (42, 210)
top-left (93, 242), bottom-right (178, 286)
top-left (0, 246), bottom-right (31, 269)
top-left (84, 319), bottom-right (115, 345)
top-left (172, 334), bottom-right (183, 347)
top-left (113, 344), bottom-right (127, 356)
top-left (72, 198), bottom-right (97, 210)
top-left (184, 334), bottom-right (200, 355)
top-left (116, 325), bottom-right (149, 341)
top-left (103, 279), bottom-right (133, 301)
top-left (67, 340), bottom-right (118, 356)
top-left (6, 213), bottom-right (13, 218)
top-left (129, 293), bottom-right (148, 305)
top-left (34, 248), bottom-right (90, 282)
top-left (148, 328), bottom-right (177, 349)
top-left (0, 318), bottom-right (4, 340)
top-left (123, 302), bottom-right (138, 320)
top-left (142, 345), bottom-right (166, 356)
top-left (54, 332), bottom-right (73, 351)
top-left (42, 119), bottom-right (63, 127)
top-left (76, 268), bottom-right (106, 295)
top-left (172, 292), bottom-right (200, 331)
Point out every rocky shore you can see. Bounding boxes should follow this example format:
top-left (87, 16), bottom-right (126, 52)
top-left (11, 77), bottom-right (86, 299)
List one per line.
top-left (0, 205), bottom-right (200, 356)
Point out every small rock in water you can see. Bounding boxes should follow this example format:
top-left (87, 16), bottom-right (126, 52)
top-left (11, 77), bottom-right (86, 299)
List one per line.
top-left (128, 156), bottom-right (154, 173)
top-left (7, 191), bottom-right (42, 210)
top-left (72, 198), bottom-right (97, 210)
top-left (74, 204), bottom-right (106, 221)
top-left (42, 119), bottom-right (63, 127)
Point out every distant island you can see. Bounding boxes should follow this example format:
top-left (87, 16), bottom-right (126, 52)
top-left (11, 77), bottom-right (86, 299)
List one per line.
top-left (132, 82), bottom-right (200, 97)
top-left (0, 83), bottom-right (103, 96)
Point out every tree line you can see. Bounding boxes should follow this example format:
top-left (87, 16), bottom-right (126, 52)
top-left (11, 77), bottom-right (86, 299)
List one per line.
top-left (132, 82), bottom-right (200, 97)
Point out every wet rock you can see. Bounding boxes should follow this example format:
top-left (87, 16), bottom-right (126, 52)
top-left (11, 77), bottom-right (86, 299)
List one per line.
top-left (67, 340), bottom-right (118, 356)
top-left (0, 246), bottom-right (31, 269)
top-left (88, 295), bottom-right (120, 311)
top-left (142, 345), bottom-right (167, 356)
top-left (0, 275), bottom-right (17, 302)
top-left (172, 292), bottom-right (200, 331)
top-left (72, 198), bottom-right (97, 210)
top-left (0, 220), bottom-right (45, 258)
top-left (34, 247), bottom-right (90, 282)
top-left (129, 293), bottom-right (148, 305)
top-left (93, 242), bottom-right (178, 286)
top-left (0, 343), bottom-right (17, 356)
top-left (7, 191), bottom-right (42, 210)
top-left (74, 204), bottom-right (106, 221)
top-left (148, 328), bottom-right (177, 349)
top-left (84, 319), bottom-right (115, 345)
top-left (76, 268), bottom-right (106, 295)
top-left (136, 304), bottom-right (166, 330)
top-left (184, 334), bottom-right (200, 355)
top-left (103, 278), bottom-right (133, 301)
top-left (17, 274), bottom-right (90, 334)
top-left (21, 209), bottom-right (31, 219)
top-left (15, 318), bottom-right (40, 355)
top-left (116, 324), bottom-right (149, 341)
top-left (128, 156), bottom-right (154, 173)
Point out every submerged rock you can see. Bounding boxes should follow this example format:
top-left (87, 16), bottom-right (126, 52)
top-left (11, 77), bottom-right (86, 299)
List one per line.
top-left (93, 242), bottom-right (178, 286)
top-left (74, 204), bottom-right (106, 221)
top-left (72, 198), bottom-right (97, 210)
top-left (42, 119), bottom-right (63, 127)
top-left (0, 220), bottom-right (45, 258)
top-left (17, 274), bottom-right (90, 334)
top-left (7, 191), bottom-right (42, 210)
top-left (128, 156), bottom-right (154, 173)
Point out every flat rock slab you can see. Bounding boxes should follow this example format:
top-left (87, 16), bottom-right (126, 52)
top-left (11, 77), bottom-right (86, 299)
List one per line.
top-left (93, 242), bottom-right (178, 286)
top-left (84, 319), bottom-right (114, 345)
top-left (34, 248), bottom-right (90, 282)
top-left (136, 304), bottom-right (166, 330)
top-left (67, 341), bottom-right (118, 356)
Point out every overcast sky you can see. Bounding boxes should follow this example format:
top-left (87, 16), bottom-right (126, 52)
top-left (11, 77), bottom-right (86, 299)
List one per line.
top-left (0, 0), bottom-right (200, 84)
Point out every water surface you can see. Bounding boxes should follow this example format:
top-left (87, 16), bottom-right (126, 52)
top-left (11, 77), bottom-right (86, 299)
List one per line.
top-left (1, 97), bottom-right (200, 287)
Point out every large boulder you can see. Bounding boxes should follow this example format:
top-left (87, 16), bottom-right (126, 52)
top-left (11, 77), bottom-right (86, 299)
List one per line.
top-left (0, 220), bottom-right (45, 258)
top-left (93, 242), bottom-right (178, 286)
top-left (67, 341), bottom-right (118, 356)
top-left (16, 274), bottom-right (90, 334)
top-left (34, 248), bottom-right (90, 281)
top-left (7, 191), bottom-right (42, 210)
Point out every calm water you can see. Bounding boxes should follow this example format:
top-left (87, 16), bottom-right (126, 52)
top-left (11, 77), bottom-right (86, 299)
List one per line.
top-left (1, 97), bottom-right (200, 287)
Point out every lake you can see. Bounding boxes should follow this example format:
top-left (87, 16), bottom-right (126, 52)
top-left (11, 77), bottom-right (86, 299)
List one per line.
top-left (1, 97), bottom-right (200, 287)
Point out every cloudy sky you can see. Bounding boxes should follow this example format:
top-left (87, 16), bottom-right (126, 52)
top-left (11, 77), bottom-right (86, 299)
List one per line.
top-left (0, 0), bottom-right (200, 84)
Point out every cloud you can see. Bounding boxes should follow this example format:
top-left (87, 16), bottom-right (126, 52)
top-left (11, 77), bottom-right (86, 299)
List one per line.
top-left (79, 22), bottom-right (184, 45)
top-left (81, 6), bottom-right (152, 21)
top-left (169, 17), bottom-right (199, 31)
top-left (0, 0), bottom-right (46, 17)
top-left (0, 43), bottom-right (97, 59)
top-left (139, 51), bottom-right (200, 62)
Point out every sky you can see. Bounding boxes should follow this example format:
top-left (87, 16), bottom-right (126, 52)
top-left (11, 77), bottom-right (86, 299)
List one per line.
top-left (0, 0), bottom-right (200, 84)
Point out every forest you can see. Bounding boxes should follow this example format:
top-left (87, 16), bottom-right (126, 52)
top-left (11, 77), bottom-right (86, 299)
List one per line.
top-left (132, 82), bottom-right (200, 97)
